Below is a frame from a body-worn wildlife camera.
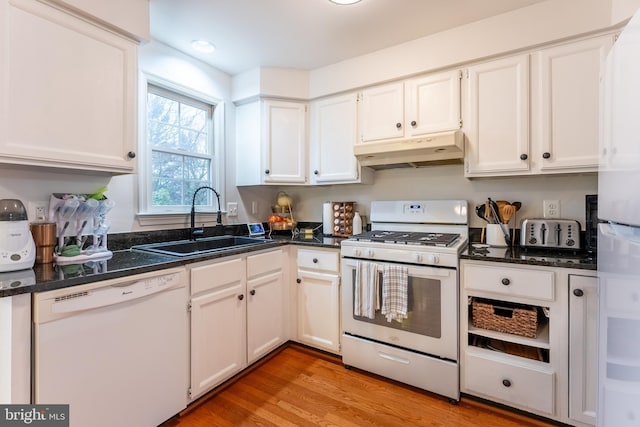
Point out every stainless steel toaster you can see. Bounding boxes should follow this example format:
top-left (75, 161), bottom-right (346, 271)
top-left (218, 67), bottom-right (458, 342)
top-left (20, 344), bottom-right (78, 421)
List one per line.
top-left (520, 218), bottom-right (581, 249)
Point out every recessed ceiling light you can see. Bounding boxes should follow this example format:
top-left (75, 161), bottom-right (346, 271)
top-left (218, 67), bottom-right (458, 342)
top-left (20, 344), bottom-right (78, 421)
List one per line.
top-left (329, 0), bottom-right (362, 4)
top-left (191, 40), bottom-right (216, 54)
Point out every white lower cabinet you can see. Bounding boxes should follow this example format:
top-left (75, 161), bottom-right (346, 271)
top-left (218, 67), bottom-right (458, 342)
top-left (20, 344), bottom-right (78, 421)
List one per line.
top-left (295, 247), bottom-right (341, 354)
top-left (190, 257), bottom-right (246, 400)
top-left (569, 274), bottom-right (598, 426)
top-left (464, 349), bottom-right (554, 415)
top-left (246, 249), bottom-right (286, 364)
top-left (189, 248), bottom-right (285, 400)
top-left (461, 260), bottom-right (597, 426)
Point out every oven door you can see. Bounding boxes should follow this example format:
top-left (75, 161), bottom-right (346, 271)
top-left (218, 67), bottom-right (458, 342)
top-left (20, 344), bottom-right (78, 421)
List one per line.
top-left (341, 257), bottom-right (458, 361)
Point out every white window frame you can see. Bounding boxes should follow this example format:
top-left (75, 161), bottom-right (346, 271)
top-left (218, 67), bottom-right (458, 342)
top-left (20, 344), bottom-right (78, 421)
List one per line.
top-left (136, 72), bottom-right (225, 227)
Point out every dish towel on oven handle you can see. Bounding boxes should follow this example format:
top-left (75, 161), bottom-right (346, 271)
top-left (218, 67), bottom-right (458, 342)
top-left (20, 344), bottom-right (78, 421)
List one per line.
top-left (355, 261), bottom-right (379, 319)
top-left (382, 264), bottom-right (409, 322)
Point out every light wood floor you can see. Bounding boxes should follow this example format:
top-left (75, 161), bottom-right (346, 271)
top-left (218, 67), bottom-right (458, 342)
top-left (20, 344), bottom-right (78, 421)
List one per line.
top-left (163, 344), bottom-right (556, 427)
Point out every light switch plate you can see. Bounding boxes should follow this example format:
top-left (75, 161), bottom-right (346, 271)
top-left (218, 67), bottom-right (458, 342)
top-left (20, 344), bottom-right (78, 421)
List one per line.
top-left (227, 202), bottom-right (238, 217)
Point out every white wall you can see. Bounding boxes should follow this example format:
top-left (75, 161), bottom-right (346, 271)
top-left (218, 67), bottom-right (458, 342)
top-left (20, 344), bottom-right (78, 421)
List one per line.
top-left (309, 0), bottom-right (623, 98)
top-left (278, 165), bottom-right (597, 230)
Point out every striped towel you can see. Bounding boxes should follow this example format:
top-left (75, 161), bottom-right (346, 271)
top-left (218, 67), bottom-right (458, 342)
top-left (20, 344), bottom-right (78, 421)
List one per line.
top-left (381, 265), bottom-right (409, 322)
top-left (354, 261), bottom-right (379, 319)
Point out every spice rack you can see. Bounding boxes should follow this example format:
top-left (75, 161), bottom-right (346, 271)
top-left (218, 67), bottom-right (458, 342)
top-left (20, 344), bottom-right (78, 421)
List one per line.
top-left (331, 202), bottom-right (355, 237)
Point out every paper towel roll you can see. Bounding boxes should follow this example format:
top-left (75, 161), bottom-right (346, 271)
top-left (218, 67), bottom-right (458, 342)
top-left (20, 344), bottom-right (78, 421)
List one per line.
top-left (323, 202), bottom-right (333, 236)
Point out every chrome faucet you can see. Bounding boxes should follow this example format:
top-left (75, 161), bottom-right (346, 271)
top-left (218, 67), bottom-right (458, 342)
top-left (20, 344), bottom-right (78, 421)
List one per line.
top-left (190, 186), bottom-right (222, 240)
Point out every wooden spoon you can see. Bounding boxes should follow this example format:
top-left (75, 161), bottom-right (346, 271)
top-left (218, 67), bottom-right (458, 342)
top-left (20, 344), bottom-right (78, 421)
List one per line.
top-left (501, 204), bottom-right (516, 224)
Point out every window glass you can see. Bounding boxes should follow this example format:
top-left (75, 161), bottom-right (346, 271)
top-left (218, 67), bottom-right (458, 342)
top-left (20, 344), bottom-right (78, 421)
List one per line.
top-left (145, 84), bottom-right (217, 212)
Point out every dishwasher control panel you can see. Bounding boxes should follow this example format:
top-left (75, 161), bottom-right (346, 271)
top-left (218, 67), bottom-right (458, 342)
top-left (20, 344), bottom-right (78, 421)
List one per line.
top-left (520, 218), bottom-right (581, 249)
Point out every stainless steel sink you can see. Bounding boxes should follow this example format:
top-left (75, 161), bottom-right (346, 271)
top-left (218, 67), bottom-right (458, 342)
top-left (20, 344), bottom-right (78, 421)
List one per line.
top-left (132, 235), bottom-right (272, 257)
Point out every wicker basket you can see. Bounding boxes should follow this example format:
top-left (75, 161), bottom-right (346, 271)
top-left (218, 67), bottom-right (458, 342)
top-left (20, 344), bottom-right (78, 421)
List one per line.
top-left (472, 299), bottom-right (538, 338)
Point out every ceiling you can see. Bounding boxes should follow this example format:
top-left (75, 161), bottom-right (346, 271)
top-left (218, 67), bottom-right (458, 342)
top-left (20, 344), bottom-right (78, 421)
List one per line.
top-left (150, 0), bottom-right (547, 76)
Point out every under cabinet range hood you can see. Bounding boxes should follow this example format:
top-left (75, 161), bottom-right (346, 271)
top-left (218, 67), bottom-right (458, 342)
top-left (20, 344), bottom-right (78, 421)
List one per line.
top-left (354, 130), bottom-right (464, 169)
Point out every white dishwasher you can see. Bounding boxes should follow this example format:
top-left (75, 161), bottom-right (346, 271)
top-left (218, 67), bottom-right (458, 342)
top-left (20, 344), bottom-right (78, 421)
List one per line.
top-left (33, 267), bottom-right (188, 427)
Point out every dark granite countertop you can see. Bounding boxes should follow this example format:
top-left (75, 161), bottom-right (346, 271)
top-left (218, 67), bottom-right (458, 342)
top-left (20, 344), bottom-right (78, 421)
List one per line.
top-left (0, 232), bottom-right (343, 298)
top-left (461, 243), bottom-right (597, 271)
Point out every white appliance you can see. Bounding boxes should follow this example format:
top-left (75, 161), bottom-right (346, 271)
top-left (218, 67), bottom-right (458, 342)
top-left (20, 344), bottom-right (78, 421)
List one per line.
top-left (598, 8), bottom-right (640, 427)
top-left (33, 268), bottom-right (189, 427)
top-left (0, 199), bottom-right (35, 272)
top-left (354, 130), bottom-right (464, 169)
top-left (340, 200), bottom-right (468, 402)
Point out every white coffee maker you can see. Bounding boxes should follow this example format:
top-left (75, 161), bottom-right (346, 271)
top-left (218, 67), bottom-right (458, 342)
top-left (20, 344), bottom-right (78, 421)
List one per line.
top-left (0, 199), bottom-right (35, 272)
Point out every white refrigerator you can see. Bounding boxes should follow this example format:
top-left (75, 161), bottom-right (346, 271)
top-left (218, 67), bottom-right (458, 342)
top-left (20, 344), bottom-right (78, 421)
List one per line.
top-left (598, 7), bottom-right (640, 427)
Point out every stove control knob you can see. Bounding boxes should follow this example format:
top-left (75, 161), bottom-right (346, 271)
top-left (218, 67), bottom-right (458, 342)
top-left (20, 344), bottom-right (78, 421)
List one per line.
top-left (354, 249), bottom-right (362, 257)
top-left (430, 255), bottom-right (440, 265)
top-left (413, 253), bottom-right (423, 263)
top-left (367, 249), bottom-right (375, 257)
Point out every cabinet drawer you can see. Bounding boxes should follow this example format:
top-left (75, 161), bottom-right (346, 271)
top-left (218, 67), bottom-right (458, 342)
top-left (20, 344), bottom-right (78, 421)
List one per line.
top-left (297, 248), bottom-right (339, 272)
top-left (191, 258), bottom-right (244, 295)
top-left (464, 350), bottom-right (554, 415)
top-left (247, 249), bottom-right (283, 279)
top-left (464, 263), bottom-right (555, 301)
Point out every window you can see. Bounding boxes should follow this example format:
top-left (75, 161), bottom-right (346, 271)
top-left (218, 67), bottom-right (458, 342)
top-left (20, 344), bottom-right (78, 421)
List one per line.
top-left (140, 82), bottom-right (223, 218)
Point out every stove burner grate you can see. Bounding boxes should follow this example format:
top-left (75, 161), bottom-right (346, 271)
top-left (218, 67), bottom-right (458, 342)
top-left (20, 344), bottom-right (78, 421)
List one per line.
top-left (352, 230), bottom-right (461, 247)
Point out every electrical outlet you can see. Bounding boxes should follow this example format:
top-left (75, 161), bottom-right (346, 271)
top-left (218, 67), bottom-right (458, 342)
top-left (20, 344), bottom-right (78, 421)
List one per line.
top-left (28, 201), bottom-right (49, 222)
top-left (543, 199), bottom-right (560, 218)
top-left (227, 202), bottom-right (238, 217)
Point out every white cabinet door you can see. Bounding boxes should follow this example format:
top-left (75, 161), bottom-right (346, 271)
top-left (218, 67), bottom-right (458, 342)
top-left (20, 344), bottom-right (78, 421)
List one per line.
top-left (535, 35), bottom-right (614, 173)
top-left (0, 0), bottom-right (137, 174)
top-left (569, 274), bottom-right (598, 426)
top-left (190, 258), bottom-right (246, 400)
top-left (359, 82), bottom-right (404, 143)
top-left (405, 70), bottom-right (462, 137)
top-left (247, 271), bottom-right (284, 364)
top-left (465, 54), bottom-right (530, 176)
top-left (263, 100), bottom-right (307, 184)
top-left (246, 250), bottom-right (285, 364)
top-left (296, 269), bottom-right (340, 354)
top-left (310, 93), bottom-right (362, 184)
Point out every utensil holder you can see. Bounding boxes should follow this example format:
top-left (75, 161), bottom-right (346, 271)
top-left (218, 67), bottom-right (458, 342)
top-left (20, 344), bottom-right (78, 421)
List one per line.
top-left (486, 224), bottom-right (507, 247)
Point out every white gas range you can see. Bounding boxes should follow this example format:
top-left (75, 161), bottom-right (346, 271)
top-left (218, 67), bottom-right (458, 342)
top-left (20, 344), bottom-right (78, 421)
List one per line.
top-left (340, 200), bottom-right (468, 402)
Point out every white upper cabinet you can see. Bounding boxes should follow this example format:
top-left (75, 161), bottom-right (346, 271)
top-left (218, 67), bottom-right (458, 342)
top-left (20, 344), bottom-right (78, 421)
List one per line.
top-left (464, 54), bottom-right (531, 176)
top-left (359, 70), bottom-right (462, 144)
top-left (404, 71), bottom-right (462, 137)
top-left (534, 35), bottom-right (614, 173)
top-left (236, 99), bottom-right (307, 186)
top-left (465, 34), bottom-right (614, 177)
top-left (359, 82), bottom-right (405, 143)
top-left (309, 93), bottom-right (372, 185)
top-left (0, 0), bottom-right (137, 174)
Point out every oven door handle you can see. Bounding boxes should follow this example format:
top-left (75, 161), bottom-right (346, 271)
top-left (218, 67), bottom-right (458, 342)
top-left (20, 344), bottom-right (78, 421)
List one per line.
top-left (342, 259), bottom-right (453, 278)
top-left (378, 351), bottom-right (410, 365)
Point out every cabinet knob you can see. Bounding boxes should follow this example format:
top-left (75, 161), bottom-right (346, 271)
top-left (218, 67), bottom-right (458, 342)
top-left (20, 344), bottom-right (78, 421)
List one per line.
top-left (501, 278), bottom-right (510, 286)
top-left (314, 170), bottom-right (319, 175)
top-left (127, 151), bottom-right (136, 159)
top-left (542, 152), bottom-right (551, 159)
top-left (502, 379), bottom-right (512, 388)
top-left (573, 288), bottom-right (584, 297)
top-left (250, 289), bottom-right (256, 296)
top-left (520, 153), bottom-right (528, 160)
top-left (396, 122), bottom-right (402, 129)
top-left (410, 120), bottom-right (417, 127)
top-left (312, 258), bottom-right (318, 263)
top-left (296, 278), bottom-right (301, 284)
top-left (238, 294), bottom-right (244, 300)
top-left (264, 169), bottom-right (270, 175)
